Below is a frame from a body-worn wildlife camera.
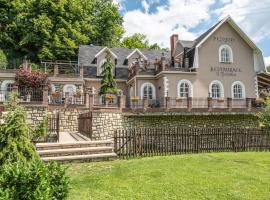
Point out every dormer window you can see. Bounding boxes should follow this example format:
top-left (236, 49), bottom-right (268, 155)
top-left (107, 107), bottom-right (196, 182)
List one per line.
top-left (219, 45), bottom-right (233, 63)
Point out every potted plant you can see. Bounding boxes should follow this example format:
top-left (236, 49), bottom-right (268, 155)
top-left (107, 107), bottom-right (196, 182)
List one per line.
top-left (131, 96), bottom-right (139, 103)
top-left (217, 97), bottom-right (224, 102)
top-left (255, 98), bottom-right (264, 104)
top-left (176, 96), bottom-right (185, 102)
top-left (74, 91), bottom-right (82, 98)
top-left (52, 91), bottom-right (60, 98)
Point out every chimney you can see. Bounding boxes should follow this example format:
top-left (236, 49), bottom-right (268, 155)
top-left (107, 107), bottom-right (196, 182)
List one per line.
top-left (170, 34), bottom-right (178, 58)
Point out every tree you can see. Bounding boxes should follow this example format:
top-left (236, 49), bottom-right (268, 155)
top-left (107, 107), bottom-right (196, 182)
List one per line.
top-left (0, 0), bottom-right (124, 61)
top-left (257, 97), bottom-right (270, 128)
top-left (99, 52), bottom-right (118, 95)
top-left (0, 93), bottom-right (39, 165)
top-left (0, 49), bottom-right (7, 69)
top-left (121, 33), bottom-right (161, 50)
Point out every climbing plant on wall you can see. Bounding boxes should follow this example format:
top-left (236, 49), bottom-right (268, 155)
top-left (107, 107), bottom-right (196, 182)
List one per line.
top-left (15, 68), bottom-right (50, 89)
top-left (99, 52), bottom-right (118, 95)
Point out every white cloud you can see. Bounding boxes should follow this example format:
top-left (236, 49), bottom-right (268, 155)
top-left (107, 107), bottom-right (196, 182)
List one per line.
top-left (142, 0), bottom-right (150, 13)
top-left (123, 0), bottom-right (215, 48)
top-left (265, 56), bottom-right (270, 67)
top-left (215, 0), bottom-right (270, 43)
top-left (113, 0), bottom-right (125, 11)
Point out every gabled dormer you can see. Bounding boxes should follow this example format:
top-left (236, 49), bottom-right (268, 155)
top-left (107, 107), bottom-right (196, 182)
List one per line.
top-left (125, 49), bottom-right (148, 66)
top-left (94, 47), bottom-right (117, 76)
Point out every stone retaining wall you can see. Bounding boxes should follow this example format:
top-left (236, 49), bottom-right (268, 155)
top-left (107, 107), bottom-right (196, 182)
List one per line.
top-left (90, 112), bottom-right (259, 140)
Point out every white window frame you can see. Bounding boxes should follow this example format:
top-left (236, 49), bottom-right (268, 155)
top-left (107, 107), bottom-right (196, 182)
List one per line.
top-left (1, 80), bottom-right (15, 91)
top-left (209, 80), bottom-right (224, 99)
top-left (140, 82), bottom-right (156, 100)
top-left (177, 79), bottom-right (193, 98)
top-left (63, 84), bottom-right (76, 96)
top-left (98, 58), bottom-right (107, 76)
top-left (219, 44), bottom-right (233, 63)
top-left (231, 81), bottom-right (245, 99)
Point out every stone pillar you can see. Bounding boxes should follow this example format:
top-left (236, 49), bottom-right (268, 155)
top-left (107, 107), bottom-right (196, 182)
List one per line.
top-left (118, 95), bottom-right (126, 111)
top-left (85, 91), bottom-right (90, 108)
top-left (208, 97), bottom-right (213, 111)
top-left (79, 65), bottom-right (84, 77)
top-left (143, 97), bottom-right (149, 111)
top-left (165, 97), bottom-right (171, 110)
top-left (42, 86), bottom-right (49, 106)
top-left (54, 64), bottom-right (59, 76)
top-left (246, 98), bottom-right (252, 111)
top-left (89, 94), bottom-right (94, 111)
top-left (64, 93), bottom-right (68, 108)
top-left (227, 98), bottom-right (232, 111)
top-left (187, 97), bottom-right (192, 112)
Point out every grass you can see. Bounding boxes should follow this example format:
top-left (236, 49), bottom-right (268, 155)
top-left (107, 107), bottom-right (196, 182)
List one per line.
top-left (66, 152), bottom-right (270, 200)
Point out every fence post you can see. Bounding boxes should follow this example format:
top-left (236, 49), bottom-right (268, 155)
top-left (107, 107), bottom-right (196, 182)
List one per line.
top-left (227, 97), bottom-right (232, 111)
top-left (143, 97), bottom-right (149, 111)
top-left (42, 85), bottom-right (49, 106)
top-left (187, 97), bottom-right (192, 112)
top-left (246, 98), bottom-right (252, 111)
top-left (208, 97), bottom-right (213, 111)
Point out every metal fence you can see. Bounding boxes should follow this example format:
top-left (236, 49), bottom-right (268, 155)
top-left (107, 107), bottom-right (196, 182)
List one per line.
top-left (114, 128), bottom-right (270, 159)
top-left (18, 88), bottom-right (43, 102)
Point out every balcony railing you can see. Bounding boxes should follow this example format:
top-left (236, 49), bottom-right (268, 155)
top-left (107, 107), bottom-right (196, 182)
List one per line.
top-left (124, 97), bottom-right (260, 112)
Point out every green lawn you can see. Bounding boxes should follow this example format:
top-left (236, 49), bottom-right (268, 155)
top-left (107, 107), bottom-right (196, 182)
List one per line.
top-left (66, 152), bottom-right (270, 200)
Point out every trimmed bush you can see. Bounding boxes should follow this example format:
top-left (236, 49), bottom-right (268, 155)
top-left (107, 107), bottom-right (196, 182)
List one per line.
top-left (0, 160), bottom-right (69, 200)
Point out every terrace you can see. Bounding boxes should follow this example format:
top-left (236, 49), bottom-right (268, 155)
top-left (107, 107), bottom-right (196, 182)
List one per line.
top-left (128, 57), bottom-right (196, 80)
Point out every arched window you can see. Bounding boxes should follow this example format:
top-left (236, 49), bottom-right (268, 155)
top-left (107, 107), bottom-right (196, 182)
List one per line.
top-left (232, 81), bottom-right (245, 99)
top-left (209, 80), bottom-right (224, 98)
top-left (6, 83), bottom-right (13, 92)
top-left (141, 82), bottom-right (156, 99)
top-left (219, 45), bottom-right (233, 63)
top-left (177, 80), bottom-right (193, 97)
top-left (1, 80), bottom-right (15, 91)
top-left (63, 84), bottom-right (76, 97)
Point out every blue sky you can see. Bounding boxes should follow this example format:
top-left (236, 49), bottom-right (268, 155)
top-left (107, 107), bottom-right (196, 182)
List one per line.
top-left (114, 0), bottom-right (270, 66)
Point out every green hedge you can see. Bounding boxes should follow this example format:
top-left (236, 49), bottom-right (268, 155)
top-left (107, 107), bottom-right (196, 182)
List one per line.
top-left (0, 160), bottom-right (69, 200)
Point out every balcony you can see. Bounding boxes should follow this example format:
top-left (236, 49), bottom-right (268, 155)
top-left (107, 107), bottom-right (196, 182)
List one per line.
top-left (41, 61), bottom-right (82, 78)
top-left (123, 97), bottom-right (262, 113)
top-left (128, 60), bottom-right (196, 80)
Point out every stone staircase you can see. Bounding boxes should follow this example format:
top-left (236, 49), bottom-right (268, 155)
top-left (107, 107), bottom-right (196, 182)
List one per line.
top-left (36, 140), bottom-right (117, 163)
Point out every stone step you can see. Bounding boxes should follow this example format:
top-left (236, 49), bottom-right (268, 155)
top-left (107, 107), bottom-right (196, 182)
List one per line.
top-left (41, 153), bottom-right (117, 163)
top-left (38, 146), bottom-right (113, 157)
top-left (70, 132), bottom-right (91, 141)
top-left (36, 140), bottom-right (113, 151)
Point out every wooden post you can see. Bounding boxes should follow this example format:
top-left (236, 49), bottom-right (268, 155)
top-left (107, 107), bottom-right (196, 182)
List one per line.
top-left (208, 97), bottom-right (213, 111)
top-left (187, 97), bottom-right (192, 112)
top-left (143, 97), bottom-right (149, 111)
top-left (227, 97), bottom-right (232, 111)
top-left (42, 85), bottom-right (49, 106)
